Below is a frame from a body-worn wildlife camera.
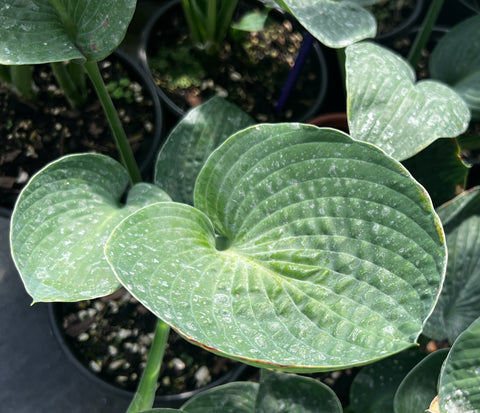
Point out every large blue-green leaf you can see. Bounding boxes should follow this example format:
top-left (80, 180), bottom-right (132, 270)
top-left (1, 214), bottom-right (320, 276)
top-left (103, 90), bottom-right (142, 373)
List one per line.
top-left (106, 124), bottom-right (446, 371)
top-left (439, 316), bottom-right (480, 412)
top-left (274, 0), bottom-right (378, 48)
top-left (430, 14), bottom-right (480, 121)
top-left (256, 369), bottom-right (342, 413)
top-left (0, 0), bottom-right (136, 64)
top-left (155, 97), bottom-right (254, 205)
top-left (346, 42), bottom-right (470, 161)
top-left (393, 349), bottom-right (449, 413)
top-left (10, 153), bottom-right (170, 302)
top-left (349, 349), bottom-right (425, 413)
top-left (424, 187), bottom-right (480, 343)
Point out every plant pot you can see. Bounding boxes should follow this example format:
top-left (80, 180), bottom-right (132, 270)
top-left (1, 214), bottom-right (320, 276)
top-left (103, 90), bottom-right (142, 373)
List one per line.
top-left (387, 26), bottom-right (450, 79)
top-left (371, 0), bottom-right (425, 44)
top-left (308, 112), bottom-right (349, 133)
top-left (0, 210), bottom-right (134, 412)
top-left (139, 0), bottom-right (328, 124)
top-left (113, 48), bottom-right (165, 180)
top-left (0, 49), bottom-right (164, 210)
top-left (48, 294), bottom-right (249, 409)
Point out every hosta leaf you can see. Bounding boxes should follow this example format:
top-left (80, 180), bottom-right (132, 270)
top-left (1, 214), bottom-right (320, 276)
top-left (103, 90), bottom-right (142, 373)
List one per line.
top-left (106, 124), bottom-right (446, 371)
top-left (349, 349), bottom-right (425, 413)
top-left (0, 0), bottom-right (136, 64)
top-left (256, 370), bottom-right (342, 413)
top-left (10, 153), bottom-right (170, 302)
top-left (439, 316), bottom-right (480, 412)
top-left (430, 15), bottom-right (480, 121)
top-left (155, 97), bottom-right (254, 205)
top-left (274, 0), bottom-right (378, 48)
top-left (346, 42), bottom-right (470, 161)
top-left (393, 349), bottom-right (449, 413)
top-left (424, 187), bottom-right (480, 343)
top-left (181, 370), bottom-right (341, 412)
top-left (402, 139), bottom-right (468, 208)
top-left (182, 382), bottom-right (258, 412)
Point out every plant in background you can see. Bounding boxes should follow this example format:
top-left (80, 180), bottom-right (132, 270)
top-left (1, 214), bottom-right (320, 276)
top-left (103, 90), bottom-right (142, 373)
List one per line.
top-left (0, 60), bottom-right (88, 109)
top-left (181, 0), bottom-right (239, 55)
top-left (4, 1), bottom-right (480, 413)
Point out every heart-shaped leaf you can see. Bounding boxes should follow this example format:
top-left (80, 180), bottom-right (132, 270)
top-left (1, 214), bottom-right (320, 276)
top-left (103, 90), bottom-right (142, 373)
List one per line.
top-left (10, 153), bottom-right (170, 303)
top-left (0, 0), bottom-right (136, 64)
top-left (393, 349), bottom-right (449, 413)
top-left (155, 97), bottom-right (254, 205)
top-left (274, 0), bottom-right (378, 48)
top-left (106, 124), bottom-right (446, 371)
top-left (182, 382), bottom-right (258, 412)
top-left (349, 349), bottom-right (425, 413)
top-left (423, 187), bottom-right (480, 343)
top-left (430, 15), bottom-right (480, 121)
top-left (439, 316), bottom-right (480, 412)
top-left (256, 370), bottom-right (342, 413)
top-left (346, 42), bottom-right (470, 161)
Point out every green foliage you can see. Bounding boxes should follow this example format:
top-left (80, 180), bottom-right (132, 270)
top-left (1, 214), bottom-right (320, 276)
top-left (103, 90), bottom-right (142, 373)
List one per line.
top-left (154, 96), bottom-right (255, 205)
top-left (106, 77), bottom-right (135, 102)
top-left (346, 42), bottom-right (470, 161)
top-left (349, 349), bottom-right (425, 413)
top-left (439, 316), bottom-right (480, 411)
top-left (430, 14), bottom-right (480, 121)
top-left (273, 0), bottom-right (379, 48)
top-left (394, 349), bottom-right (449, 413)
top-left (10, 154), bottom-right (170, 302)
top-left (181, 0), bottom-right (239, 55)
top-left (106, 121), bottom-right (446, 372)
top-left (6, 0), bottom-right (480, 411)
top-left (0, 0), bottom-right (136, 64)
top-left (424, 188), bottom-right (480, 343)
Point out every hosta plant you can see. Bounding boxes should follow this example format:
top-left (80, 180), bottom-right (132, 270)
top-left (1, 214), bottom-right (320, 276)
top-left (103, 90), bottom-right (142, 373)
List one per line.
top-left (5, 0), bottom-right (480, 412)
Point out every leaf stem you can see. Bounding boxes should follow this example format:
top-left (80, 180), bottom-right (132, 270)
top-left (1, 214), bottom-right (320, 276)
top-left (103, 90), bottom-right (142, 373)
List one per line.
top-left (51, 62), bottom-right (87, 109)
top-left (336, 47), bottom-right (346, 87)
top-left (126, 320), bottom-right (170, 413)
top-left (83, 60), bottom-right (142, 184)
top-left (0, 64), bottom-right (12, 83)
top-left (10, 65), bottom-right (37, 100)
top-left (407, 0), bottom-right (445, 68)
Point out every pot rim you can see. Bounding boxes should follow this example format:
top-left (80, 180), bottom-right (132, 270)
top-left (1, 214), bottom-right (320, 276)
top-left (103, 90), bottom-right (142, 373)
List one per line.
top-left (112, 48), bottom-right (165, 179)
top-left (374, 0), bottom-right (425, 43)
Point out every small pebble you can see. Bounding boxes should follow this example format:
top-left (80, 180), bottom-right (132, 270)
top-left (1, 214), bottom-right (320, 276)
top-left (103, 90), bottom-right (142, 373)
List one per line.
top-left (108, 359), bottom-right (125, 371)
top-left (194, 366), bottom-right (211, 387)
top-left (89, 360), bottom-right (102, 373)
top-left (171, 358), bottom-right (186, 371)
top-left (78, 332), bottom-right (89, 342)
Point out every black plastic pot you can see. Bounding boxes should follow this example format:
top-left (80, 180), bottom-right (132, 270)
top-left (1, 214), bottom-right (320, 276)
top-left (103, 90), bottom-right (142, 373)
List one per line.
top-left (139, 0), bottom-right (328, 124)
top-left (373, 0), bottom-right (425, 45)
top-left (48, 302), bottom-right (248, 409)
top-left (113, 48), bottom-right (165, 180)
top-left (0, 210), bottom-right (134, 412)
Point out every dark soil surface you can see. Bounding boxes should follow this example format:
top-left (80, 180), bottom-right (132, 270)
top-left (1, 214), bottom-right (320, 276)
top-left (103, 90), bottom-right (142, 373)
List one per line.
top-left (53, 288), bottom-right (242, 396)
top-left (145, 1), bottom-right (326, 122)
top-left (369, 0), bottom-right (419, 37)
top-left (0, 54), bottom-right (157, 209)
